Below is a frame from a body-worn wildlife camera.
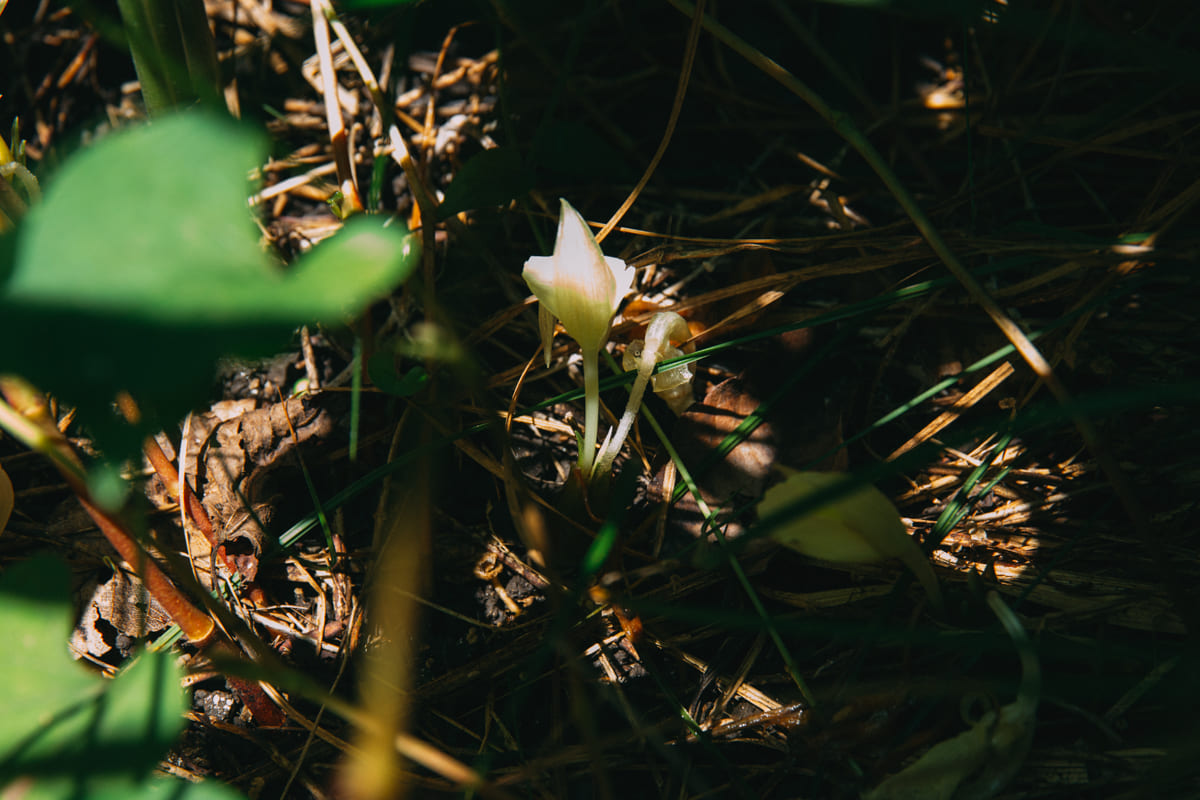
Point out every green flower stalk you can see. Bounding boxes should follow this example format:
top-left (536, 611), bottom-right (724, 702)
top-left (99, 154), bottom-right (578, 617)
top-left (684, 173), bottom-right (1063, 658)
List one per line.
top-left (523, 199), bottom-right (635, 477)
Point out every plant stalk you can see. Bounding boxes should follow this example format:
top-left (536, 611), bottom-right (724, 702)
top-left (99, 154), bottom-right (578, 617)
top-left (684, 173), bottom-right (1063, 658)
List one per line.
top-left (592, 370), bottom-right (648, 481)
top-left (579, 348), bottom-right (600, 477)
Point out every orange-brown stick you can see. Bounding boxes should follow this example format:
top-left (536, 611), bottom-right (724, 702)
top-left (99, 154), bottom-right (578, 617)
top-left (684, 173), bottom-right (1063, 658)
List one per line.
top-left (142, 435), bottom-right (267, 606)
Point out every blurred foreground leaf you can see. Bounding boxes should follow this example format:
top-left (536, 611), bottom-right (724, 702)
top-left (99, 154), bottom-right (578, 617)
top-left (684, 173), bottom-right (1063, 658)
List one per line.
top-left (0, 111), bottom-right (418, 457)
top-left (0, 555), bottom-right (238, 799)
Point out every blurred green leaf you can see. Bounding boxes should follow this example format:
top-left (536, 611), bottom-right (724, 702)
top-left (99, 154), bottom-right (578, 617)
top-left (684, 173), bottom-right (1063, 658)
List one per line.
top-left (121, 779), bottom-right (246, 800)
top-left (0, 111), bottom-right (419, 457)
top-left (438, 147), bottom-right (531, 220)
top-left (0, 556), bottom-right (97, 761)
top-left (17, 773), bottom-right (245, 800)
top-left (0, 225), bottom-right (17, 287)
top-left (0, 556), bottom-right (236, 799)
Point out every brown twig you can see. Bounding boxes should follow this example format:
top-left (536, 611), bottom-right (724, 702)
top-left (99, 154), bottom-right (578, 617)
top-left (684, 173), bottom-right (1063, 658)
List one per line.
top-left (141, 434), bottom-right (268, 606)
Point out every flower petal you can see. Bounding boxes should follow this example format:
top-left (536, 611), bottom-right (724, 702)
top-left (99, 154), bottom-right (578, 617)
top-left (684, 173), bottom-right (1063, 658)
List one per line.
top-left (606, 255), bottom-right (636, 308)
top-left (521, 199), bottom-right (634, 356)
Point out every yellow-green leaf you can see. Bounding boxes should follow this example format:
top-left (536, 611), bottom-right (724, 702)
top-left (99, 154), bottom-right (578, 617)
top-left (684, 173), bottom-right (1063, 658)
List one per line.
top-left (757, 467), bottom-right (942, 610)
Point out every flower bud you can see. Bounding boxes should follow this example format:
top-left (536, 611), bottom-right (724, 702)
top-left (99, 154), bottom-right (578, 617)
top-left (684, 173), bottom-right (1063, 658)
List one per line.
top-left (522, 199), bottom-right (635, 364)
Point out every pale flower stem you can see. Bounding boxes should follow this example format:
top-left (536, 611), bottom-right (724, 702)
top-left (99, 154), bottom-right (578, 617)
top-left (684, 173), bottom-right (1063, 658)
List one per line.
top-left (592, 312), bottom-right (692, 480)
top-left (592, 367), bottom-right (651, 481)
top-left (578, 348), bottom-right (600, 476)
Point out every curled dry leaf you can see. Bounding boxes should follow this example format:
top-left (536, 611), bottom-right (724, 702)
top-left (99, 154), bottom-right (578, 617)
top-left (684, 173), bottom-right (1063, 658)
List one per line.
top-left (187, 394), bottom-right (334, 583)
top-left (70, 570), bottom-right (172, 659)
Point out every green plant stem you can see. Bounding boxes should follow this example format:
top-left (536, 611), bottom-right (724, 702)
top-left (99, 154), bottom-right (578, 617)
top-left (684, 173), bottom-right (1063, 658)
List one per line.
top-left (117, 0), bottom-right (221, 114)
top-left (579, 348), bottom-right (599, 476)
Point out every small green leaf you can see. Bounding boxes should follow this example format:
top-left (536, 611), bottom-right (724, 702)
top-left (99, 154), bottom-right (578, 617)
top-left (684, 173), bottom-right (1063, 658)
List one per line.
top-left (757, 468), bottom-right (943, 610)
top-left (438, 147), bottom-right (531, 220)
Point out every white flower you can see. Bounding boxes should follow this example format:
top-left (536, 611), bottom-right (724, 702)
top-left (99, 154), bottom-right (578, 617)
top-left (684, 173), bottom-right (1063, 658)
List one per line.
top-left (521, 199), bottom-right (635, 477)
top-left (522, 199), bottom-right (635, 366)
